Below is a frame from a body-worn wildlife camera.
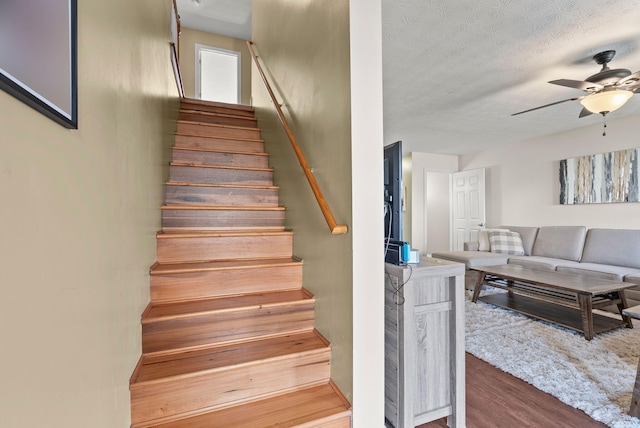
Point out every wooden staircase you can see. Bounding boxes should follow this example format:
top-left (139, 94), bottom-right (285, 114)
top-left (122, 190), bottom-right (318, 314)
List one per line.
top-left (129, 98), bottom-right (352, 427)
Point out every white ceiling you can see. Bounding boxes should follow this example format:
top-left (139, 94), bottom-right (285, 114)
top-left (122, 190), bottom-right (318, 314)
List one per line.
top-left (176, 0), bottom-right (252, 40)
top-left (177, 0), bottom-right (640, 155)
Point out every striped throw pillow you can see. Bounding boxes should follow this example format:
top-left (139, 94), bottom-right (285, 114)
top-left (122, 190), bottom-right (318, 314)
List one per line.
top-left (488, 230), bottom-right (525, 255)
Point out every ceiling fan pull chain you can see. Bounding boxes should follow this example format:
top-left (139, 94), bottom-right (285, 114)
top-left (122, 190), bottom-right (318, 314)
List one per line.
top-left (602, 113), bottom-right (607, 136)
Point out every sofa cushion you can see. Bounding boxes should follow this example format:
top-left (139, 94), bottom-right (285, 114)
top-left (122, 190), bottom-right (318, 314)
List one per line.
top-left (499, 226), bottom-right (538, 256)
top-left (581, 229), bottom-right (640, 269)
top-left (556, 263), bottom-right (640, 281)
top-left (531, 226), bottom-right (586, 261)
top-left (489, 231), bottom-right (525, 255)
top-left (624, 275), bottom-right (640, 306)
top-left (464, 241), bottom-right (479, 251)
top-left (507, 256), bottom-right (581, 271)
top-left (478, 228), bottom-right (509, 251)
top-left (432, 251), bottom-right (509, 268)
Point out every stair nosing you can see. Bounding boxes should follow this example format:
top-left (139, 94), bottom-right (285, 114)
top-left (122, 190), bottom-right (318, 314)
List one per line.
top-left (174, 132), bottom-right (264, 144)
top-left (177, 119), bottom-right (259, 132)
top-left (161, 205), bottom-right (285, 211)
top-left (180, 109), bottom-right (258, 121)
top-left (156, 229), bottom-right (293, 238)
top-left (142, 297), bottom-right (314, 324)
top-left (140, 327), bottom-right (317, 360)
top-left (150, 257), bottom-right (302, 276)
top-left (131, 348), bottom-right (330, 389)
top-left (170, 162), bottom-right (273, 172)
top-left (165, 182), bottom-right (279, 190)
top-left (129, 381), bottom-right (337, 428)
top-left (172, 146), bottom-right (269, 156)
top-left (130, 331), bottom-right (330, 388)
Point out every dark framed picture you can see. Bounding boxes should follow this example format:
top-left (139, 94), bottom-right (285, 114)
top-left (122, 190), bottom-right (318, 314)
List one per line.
top-left (0, 0), bottom-right (78, 129)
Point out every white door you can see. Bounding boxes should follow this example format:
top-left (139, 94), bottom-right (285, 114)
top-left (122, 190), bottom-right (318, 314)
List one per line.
top-left (195, 44), bottom-right (241, 103)
top-left (451, 168), bottom-right (485, 250)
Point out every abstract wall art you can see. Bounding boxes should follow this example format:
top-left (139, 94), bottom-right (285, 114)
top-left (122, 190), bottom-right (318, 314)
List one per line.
top-left (559, 148), bottom-right (640, 204)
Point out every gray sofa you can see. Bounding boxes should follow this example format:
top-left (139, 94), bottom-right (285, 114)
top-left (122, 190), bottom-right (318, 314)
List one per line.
top-left (432, 226), bottom-right (640, 308)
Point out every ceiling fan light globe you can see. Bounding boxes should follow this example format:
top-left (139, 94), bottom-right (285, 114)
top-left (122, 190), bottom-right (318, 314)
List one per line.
top-left (579, 90), bottom-right (633, 114)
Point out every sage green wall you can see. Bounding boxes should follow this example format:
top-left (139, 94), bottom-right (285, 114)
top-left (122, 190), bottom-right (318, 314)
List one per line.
top-left (179, 28), bottom-right (252, 105)
top-left (0, 1), bottom-right (178, 426)
top-left (252, 0), bottom-right (354, 401)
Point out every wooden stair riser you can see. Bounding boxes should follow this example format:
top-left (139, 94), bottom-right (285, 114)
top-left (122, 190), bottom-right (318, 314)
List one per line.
top-left (164, 184), bottom-right (279, 207)
top-left (142, 302), bottom-right (315, 355)
top-left (174, 134), bottom-right (264, 153)
top-left (130, 351), bottom-right (331, 427)
top-left (150, 263), bottom-right (303, 302)
top-left (180, 100), bottom-right (255, 118)
top-left (169, 165), bottom-right (273, 186)
top-left (162, 207), bottom-right (285, 230)
top-left (156, 233), bottom-right (293, 263)
top-left (149, 383), bottom-right (351, 428)
top-left (179, 110), bottom-right (257, 128)
top-left (177, 121), bottom-right (261, 140)
top-left (172, 149), bottom-right (269, 168)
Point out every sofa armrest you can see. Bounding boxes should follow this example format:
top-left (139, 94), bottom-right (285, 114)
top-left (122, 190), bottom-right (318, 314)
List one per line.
top-left (464, 241), bottom-right (479, 251)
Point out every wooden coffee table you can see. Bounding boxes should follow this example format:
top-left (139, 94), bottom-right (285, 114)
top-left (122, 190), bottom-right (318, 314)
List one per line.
top-left (471, 264), bottom-right (635, 340)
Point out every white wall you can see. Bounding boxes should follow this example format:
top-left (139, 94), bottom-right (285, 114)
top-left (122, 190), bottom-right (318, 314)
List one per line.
top-left (459, 113), bottom-right (640, 229)
top-left (350, 0), bottom-right (386, 426)
top-left (405, 152), bottom-right (458, 254)
top-left (426, 171), bottom-right (452, 253)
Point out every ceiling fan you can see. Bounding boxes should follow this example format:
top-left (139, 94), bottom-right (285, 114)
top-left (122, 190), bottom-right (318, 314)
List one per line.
top-left (512, 50), bottom-right (640, 118)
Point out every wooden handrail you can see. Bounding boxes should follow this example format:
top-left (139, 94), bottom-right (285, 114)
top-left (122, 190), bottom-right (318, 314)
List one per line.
top-left (170, 0), bottom-right (184, 98)
top-left (247, 41), bottom-right (347, 235)
top-left (170, 42), bottom-right (184, 98)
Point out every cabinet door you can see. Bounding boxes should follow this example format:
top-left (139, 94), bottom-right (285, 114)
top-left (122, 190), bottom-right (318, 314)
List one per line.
top-left (405, 277), bottom-right (453, 426)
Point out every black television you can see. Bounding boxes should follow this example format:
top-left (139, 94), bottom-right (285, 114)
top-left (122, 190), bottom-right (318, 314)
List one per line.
top-left (384, 141), bottom-right (403, 242)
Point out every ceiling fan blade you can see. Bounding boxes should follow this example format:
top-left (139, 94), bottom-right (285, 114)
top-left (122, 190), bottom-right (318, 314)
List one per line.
top-left (618, 71), bottom-right (640, 86)
top-left (549, 79), bottom-right (603, 92)
top-left (578, 107), bottom-right (593, 118)
top-left (511, 97), bottom-right (581, 116)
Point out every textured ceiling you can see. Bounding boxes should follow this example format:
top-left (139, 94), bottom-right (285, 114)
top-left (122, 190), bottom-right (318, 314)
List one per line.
top-left (382, 0), bottom-right (640, 154)
top-left (176, 0), bottom-right (252, 40)
top-left (177, 0), bottom-right (640, 155)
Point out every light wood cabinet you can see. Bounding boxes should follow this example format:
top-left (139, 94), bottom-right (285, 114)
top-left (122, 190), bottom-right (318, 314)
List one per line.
top-left (385, 258), bottom-right (465, 428)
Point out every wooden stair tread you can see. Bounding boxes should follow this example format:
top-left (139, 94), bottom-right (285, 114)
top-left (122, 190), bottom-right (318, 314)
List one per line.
top-left (172, 146), bottom-right (268, 157)
top-left (151, 382), bottom-right (351, 428)
top-left (131, 330), bottom-right (329, 385)
top-left (177, 119), bottom-right (259, 132)
top-left (162, 205), bottom-right (285, 211)
top-left (174, 132), bottom-right (264, 144)
top-left (170, 162), bottom-right (273, 172)
top-left (182, 98), bottom-right (254, 113)
top-left (129, 97), bottom-right (351, 427)
top-left (151, 257), bottom-right (302, 275)
top-left (157, 229), bottom-right (292, 238)
top-left (180, 109), bottom-right (258, 121)
top-left (142, 289), bottom-right (313, 323)
top-left (166, 182), bottom-right (278, 190)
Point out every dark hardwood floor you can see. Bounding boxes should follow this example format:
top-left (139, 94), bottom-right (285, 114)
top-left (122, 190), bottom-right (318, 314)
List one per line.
top-left (419, 353), bottom-right (608, 428)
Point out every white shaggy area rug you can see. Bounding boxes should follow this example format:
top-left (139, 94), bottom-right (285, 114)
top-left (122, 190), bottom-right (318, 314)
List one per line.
top-left (466, 293), bottom-right (640, 428)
